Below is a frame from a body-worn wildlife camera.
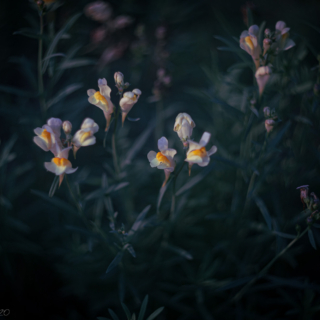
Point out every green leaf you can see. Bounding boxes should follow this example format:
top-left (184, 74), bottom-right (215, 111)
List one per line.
top-left (30, 190), bottom-right (78, 215)
top-left (13, 29), bottom-right (43, 40)
top-left (0, 135), bottom-right (17, 168)
top-left (58, 58), bottom-right (96, 70)
top-left (128, 205), bottom-right (151, 236)
top-left (145, 307), bottom-right (164, 320)
top-left (166, 244), bottom-right (193, 260)
top-left (108, 309), bottom-right (120, 320)
top-left (106, 252), bottom-right (123, 273)
top-left (121, 302), bottom-right (132, 320)
top-left (138, 295), bottom-right (149, 320)
top-left (42, 12), bottom-right (82, 73)
top-left (308, 229), bottom-right (317, 250)
top-left (127, 117), bottom-right (140, 122)
top-left (254, 196), bottom-right (272, 230)
top-left (211, 97), bottom-right (245, 120)
top-left (46, 83), bottom-right (83, 108)
top-left (273, 231), bottom-right (296, 239)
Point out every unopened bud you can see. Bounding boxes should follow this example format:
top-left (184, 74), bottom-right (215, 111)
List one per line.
top-left (296, 185), bottom-right (309, 200)
top-left (62, 121), bottom-right (72, 134)
top-left (264, 28), bottom-right (271, 37)
top-left (265, 119), bottom-right (275, 133)
top-left (114, 72), bottom-right (124, 87)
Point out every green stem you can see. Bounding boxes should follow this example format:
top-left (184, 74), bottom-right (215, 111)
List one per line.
top-left (38, 12), bottom-right (46, 115)
top-left (233, 226), bottom-right (309, 302)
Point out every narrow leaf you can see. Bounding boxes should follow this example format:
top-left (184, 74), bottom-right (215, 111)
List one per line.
top-left (108, 309), bottom-right (120, 320)
top-left (127, 117), bottom-right (140, 122)
top-left (166, 244), bottom-right (193, 260)
top-left (308, 229), bottom-right (317, 250)
top-left (146, 307), bottom-right (164, 320)
top-left (273, 231), bottom-right (296, 239)
top-left (49, 175), bottom-right (59, 197)
top-left (121, 303), bottom-right (132, 320)
top-left (138, 295), bottom-right (149, 320)
top-left (128, 205), bottom-right (151, 236)
top-left (46, 83), bottom-right (83, 108)
top-left (254, 196), bottom-right (272, 230)
top-left (106, 252), bottom-right (123, 273)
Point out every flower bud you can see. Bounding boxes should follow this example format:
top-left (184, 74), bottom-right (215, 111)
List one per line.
top-left (62, 121), bottom-right (72, 134)
top-left (263, 107), bottom-right (271, 118)
top-left (173, 113), bottom-right (195, 143)
top-left (265, 119), bottom-right (275, 133)
top-left (263, 38), bottom-right (272, 55)
top-left (264, 28), bottom-right (271, 37)
top-left (114, 72), bottom-right (124, 87)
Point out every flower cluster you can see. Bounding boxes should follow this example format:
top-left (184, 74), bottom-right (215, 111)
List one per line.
top-left (240, 21), bottom-right (295, 96)
top-left (33, 117), bottom-right (99, 186)
top-left (148, 113), bottom-right (217, 186)
top-left (88, 75), bottom-right (142, 128)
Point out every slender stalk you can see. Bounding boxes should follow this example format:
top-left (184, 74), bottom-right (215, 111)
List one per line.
top-left (170, 161), bottom-right (186, 219)
top-left (232, 227), bottom-right (309, 302)
top-left (38, 12), bottom-right (46, 115)
top-left (112, 94), bottom-right (122, 178)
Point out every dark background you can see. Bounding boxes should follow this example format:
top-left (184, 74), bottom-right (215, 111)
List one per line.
top-left (1, 0), bottom-right (320, 319)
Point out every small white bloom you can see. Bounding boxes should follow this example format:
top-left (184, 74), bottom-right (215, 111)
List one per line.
top-left (62, 121), bottom-right (72, 134)
top-left (33, 124), bottom-right (58, 155)
top-left (275, 21), bottom-right (295, 51)
top-left (240, 25), bottom-right (262, 70)
top-left (185, 132), bottom-right (217, 175)
top-left (120, 89), bottom-right (142, 125)
top-left (173, 113), bottom-right (195, 145)
top-left (147, 137), bottom-right (177, 187)
top-left (72, 118), bottom-right (99, 157)
top-left (255, 66), bottom-right (272, 96)
top-left (87, 78), bottom-right (114, 131)
top-left (44, 147), bottom-right (78, 185)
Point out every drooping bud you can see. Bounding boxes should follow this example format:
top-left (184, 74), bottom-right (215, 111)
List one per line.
top-left (297, 185), bottom-right (310, 209)
top-left (264, 28), bottom-right (271, 37)
top-left (255, 66), bottom-right (272, 96)
top-left (62, 121), bottom-right (72, 135)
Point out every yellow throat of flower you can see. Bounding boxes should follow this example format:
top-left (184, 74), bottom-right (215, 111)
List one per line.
top-left (80, 131), bottom-right (92, 144)
top-left (282, 32), bottom-right (289, 41)
top-left (94, 91), bottom-right (108, 105)
top-left (189, 147), bottom-right (207, 158)
top-left (156, 152), bottom-right (171, 166)
top-left (245, 36), bottom-right (254, 51)
top-left (52, 157), bottom-right (71, 167)
top-left (41, 129), bottom-right (52, 148)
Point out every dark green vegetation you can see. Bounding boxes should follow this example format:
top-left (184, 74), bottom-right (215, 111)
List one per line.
top-left (1, 0), bottom-right (320, 319)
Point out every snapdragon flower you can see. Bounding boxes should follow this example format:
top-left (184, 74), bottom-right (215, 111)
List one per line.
top-left (72, 118), bottom-right (99, 157)
top-left (185, 132), bottom-right (217, 175)
top-left (44, 147), bottom-right (78, 186)
top-left (147, 137), bottom-right (177, 187)
top-left (120, 89), bottom-right (142, 125)
top-left (87, 78), bottom-right (114, 131)
top-left (240, 25), bottom-right (262, 70)
top-left (274, 21), bottom-right (295, 51)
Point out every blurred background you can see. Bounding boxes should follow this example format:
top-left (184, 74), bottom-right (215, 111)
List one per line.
top-left (1, 0), bottom-right (320, 319)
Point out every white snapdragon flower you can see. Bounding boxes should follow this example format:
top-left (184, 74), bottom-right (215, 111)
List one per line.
top-left (240, 25), bottom-right (262, 70)
top-left (147, 137), bottom-right (177, 187)
top-left (275, 21), bottom-right (295, 51)
top-left (44, 147), bottom-right (78, 186)
top-left (33, 124), bottom-right (58, 155)
top-left (120, 89), bottom-right (142, 125)
top-left (185, 132), bottom-right (217, 175)
top-left (87, 78), bottom-right (114, 131)
top-left (72, 118), bottom-right (99, 157)
top-left (255, 66), bottom-right (272, 96)
top-left (173, 113), bottom-right (195, 147)
top-left (47, 117), bottom-right (63, 138)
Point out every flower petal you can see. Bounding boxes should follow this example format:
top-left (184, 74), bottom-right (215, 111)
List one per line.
top-left (161, 148), bottom-right (177, 158)
top-left (65, 167), bottom-right (78, 174)
top-left (87, 89), bottom-right (96, 97)
top-left (207, 145), bottom-right (217, 156)
top-left (158, 137), bottom-right (168, 152)
top-left (199, 132), bottom-right (211, 146)
top-left (34, 136), bottom-right (49, 151)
